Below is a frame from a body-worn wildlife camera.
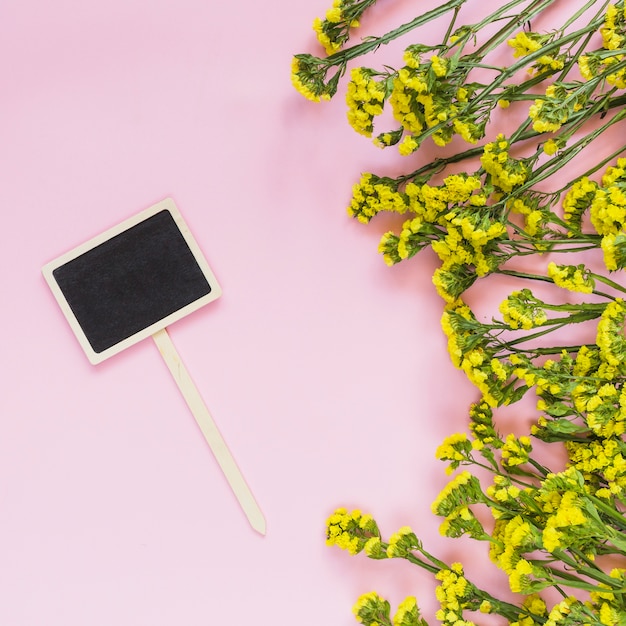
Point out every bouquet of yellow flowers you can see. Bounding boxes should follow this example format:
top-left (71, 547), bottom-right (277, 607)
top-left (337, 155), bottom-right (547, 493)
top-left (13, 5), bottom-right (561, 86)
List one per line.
top-left (293, 1), bottom-right (626, 624)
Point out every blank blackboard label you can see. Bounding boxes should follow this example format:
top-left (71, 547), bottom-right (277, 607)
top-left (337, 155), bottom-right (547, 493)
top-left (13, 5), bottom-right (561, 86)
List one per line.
top-left (42, 198), bottom-right (222, 364)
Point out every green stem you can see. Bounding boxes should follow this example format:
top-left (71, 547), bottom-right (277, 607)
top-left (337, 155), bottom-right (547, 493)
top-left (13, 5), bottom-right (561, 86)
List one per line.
top-left (546, 550), bottom-right (626, 590)
top-left (513, 107), bottom-right (626, 198)
top-left (467, 0), bottom-right (558, 58)
top-left (589, 494), bottom-right (626, 531)
top-left (560, 0), bottom-right (610, 31)
top-left (403, 551), bottom-right (448, 575)
top-left (495, 268), bottom-right (618, 300)
top-left (508, 344), bottom-right (586, 356)
top-left (458, 14), bottom-right (608, 121)
top-left (442, 4), bottom-right (462, 45)
top-left (323, 0), bottom-right (467, 66)
top-left (592, 272), bottom-right (626, 296)
top-left (536, 301), bottom-right (606, 312)
top-left (556, 140), bottom-right (626, 194)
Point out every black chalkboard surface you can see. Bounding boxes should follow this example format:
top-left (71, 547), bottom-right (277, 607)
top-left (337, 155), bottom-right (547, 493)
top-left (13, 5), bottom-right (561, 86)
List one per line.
top-left (42, 198), bottom-right (265, 534)
top-left (42, 198), bottom-right (222, 364)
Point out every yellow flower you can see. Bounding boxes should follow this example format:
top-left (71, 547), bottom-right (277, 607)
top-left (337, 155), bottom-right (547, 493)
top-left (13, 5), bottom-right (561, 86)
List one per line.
top-left (547, 262), bottom-right (594, 293)
top-left (398, 134), bottom-right (419, 156)
top-left (542, 526), bottom-right (563, 552)
top-left (579, 54), bottom-right (595, 79)
top-left (291, 56), bottom-right (333, 102)
top-left (508, 558), bottom-right (534, 593)
top-left (353, 592), bottom-right (391, 625)
top-left (325, 6), bottom-right (342, 22)
top-left (430, 54), bottom-right (448, 77)
top-left (508, 31), bottom-right (542, 57)
top-left (479, 600), bottom-right (492, 614)
top-left (326, 507), bottom-right (380, 555)
top-left (529, 99), bottom-right (566, 133)
top-left (597, 298), bottom-right (626, 368)
top-left (345, 67), bottom-right (386, 137)
top-left (481, 134), bottom-right (529, 192)
top-left (543, 139), bottom-right (558, 155)
top-left (393, 597), bottom-right (420, 626)
top-left (501, 433), bottom-right (532, 467)
top-left (312, 17), bottom-right (341, 55)
top-left (386, 526), bottom-right (419, 558)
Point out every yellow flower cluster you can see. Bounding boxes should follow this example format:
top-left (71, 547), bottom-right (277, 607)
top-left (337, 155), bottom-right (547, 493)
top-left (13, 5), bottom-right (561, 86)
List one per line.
top-left (486, 474), bottom-right (521, 508)
top-left (591, 159), bottom-right (626, 233)
top-left (562, 176), bottom-right (598, 234)
top-left (603, 54), bottom-right (626, 89)
top-left (500, 434), bottom-right (532, 468)
top-left (312, 0), bottom-right (362, 55)
top-left (378, 231), bottom-right (403, 266)
top-left (561, 159), bottom-right (626, 268)
top-left (579, 3), bottom-right (626, 91)
top-left (588, 568), bottom-right (626, 625)
top-left (440, 299), bottom-right (476, 368)
top-left (386, 526), bottom-right (419, 558)
top-left (571, 374), bottom-right (626, 441)
top-left (346, 67), bottom-right (386, 137)
top-left (352, 591), bottom-right (390, 626)
top-left (567, 436), bottom-right (626, 499)
top-left (373, 173), bottom-right (497, 271)
top-left (534, 357), bottom-right (570, 399)
top-left (347, 173), bottom-right (407, 223)
top-left (325, 507), bottom-right (380, 554)
top-left (434, 563), bottom-right (477, 626)
top-left (441, 301), bottom-right (519, 406)
top-left (432, 263), bottom-right (478, 304)
top-left (393, 597), bottom-right (421, 626)
top-left (575, 5), bottom-right (626, 91)
top-left (353, 592), bottom-right (425, 626)
top-left (431, 216), bottom-right (506, 275)
top-left (509, 595), bottom-right (547, 626)
top-left (601, 3), bottom-right (626, 50)
top-left (490, 515), bottom-right (537, 571)
top-left (480, 134), bottom-right (529, 192)
top-left (601, 231), bottom-right (626, 270)
top-left (528, 85), bottom-right (585, 134)
top-left (508, 559), bottom-right (538, 594)
top-left (547, 261), bottom-right (595, 293)
top-left (508, 31), bottom-right (564, 74)
top-left (591, 183), bottom-right (626, 236)
top-left (438, 503), bottom-right (486, 539)
top-left (435, 432), bottom-right (472, 474)
top-left (507, 31), bottom-right (541, 57)
top-left (312, 18), bottom-right (341, 56)
top-left (544, 597), bottom-right (581, 626)
top-left (589, 159), bottom-right (626, 269)
top-left (597, 298), bottom-right (626, 369)
top-left (499, 289), bottom-right (548, 330)
top-left (468, 400), bottom-right (503, 451)
top-left (431, 470), bottom-right (483, 517)
top-left (290, 56), bottom-right (333, 102)
top-left (388, 48), bottom-right (482, 155)
top-left (489, 516), bottom-right (543, 593)
top-left (540, 490), bottom-right (588, 552)
top-left (508, 196), bottom-right (547, 238)
top-left (586, 383), bottom-right (624, 437)
top-left (463, 351), bottom-right (512, 407)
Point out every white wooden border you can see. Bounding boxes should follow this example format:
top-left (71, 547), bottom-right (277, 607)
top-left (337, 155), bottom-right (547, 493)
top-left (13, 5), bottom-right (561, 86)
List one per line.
top-left (42, 198), bottom-right (222, 365)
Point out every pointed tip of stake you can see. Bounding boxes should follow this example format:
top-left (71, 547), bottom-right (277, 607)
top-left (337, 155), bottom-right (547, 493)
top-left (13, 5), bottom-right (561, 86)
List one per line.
top-left (251, 512), bottom-right (267, 536)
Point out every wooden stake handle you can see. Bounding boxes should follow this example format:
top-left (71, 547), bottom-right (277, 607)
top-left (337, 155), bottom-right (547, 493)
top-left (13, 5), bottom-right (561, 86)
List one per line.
top-left (153, 328), bottom-right (266, 535)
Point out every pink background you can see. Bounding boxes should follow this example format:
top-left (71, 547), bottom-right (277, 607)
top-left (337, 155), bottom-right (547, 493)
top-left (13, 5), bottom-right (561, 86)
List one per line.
top-left (0, 1), bottom-right (539, 624)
